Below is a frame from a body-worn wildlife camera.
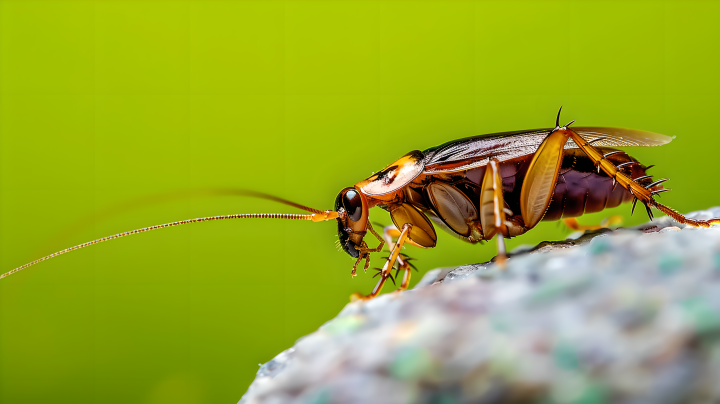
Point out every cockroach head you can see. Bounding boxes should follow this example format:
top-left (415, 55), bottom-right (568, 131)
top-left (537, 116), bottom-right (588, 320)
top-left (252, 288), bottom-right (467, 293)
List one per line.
top-left (334, 187), bottom-right (369, 258)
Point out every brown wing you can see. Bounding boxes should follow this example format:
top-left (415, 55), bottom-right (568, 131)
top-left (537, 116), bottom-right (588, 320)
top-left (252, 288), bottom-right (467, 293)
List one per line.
top-left (423, 127), bottom-right (672, 174)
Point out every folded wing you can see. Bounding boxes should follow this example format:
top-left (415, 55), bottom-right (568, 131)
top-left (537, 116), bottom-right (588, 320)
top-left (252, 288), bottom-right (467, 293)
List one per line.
top-left (423, 127), bottom-right (672, 174)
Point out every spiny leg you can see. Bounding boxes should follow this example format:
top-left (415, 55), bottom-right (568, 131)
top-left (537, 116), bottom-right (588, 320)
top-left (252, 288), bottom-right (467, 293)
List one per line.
top-left (351, 223), bottom-right (413, 301)
top-left (380, 223), bottom-right (417, 272)
top-left (565, 129), bottom-right (720, 228)
top-left (397, 262), bottom-right (412, 292)
top-left (480, 158), bottom-right (510, 266)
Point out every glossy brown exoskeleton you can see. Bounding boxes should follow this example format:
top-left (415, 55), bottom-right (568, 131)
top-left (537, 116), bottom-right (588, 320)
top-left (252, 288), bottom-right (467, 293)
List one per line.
top-left (333, 111), bottom-right (720, 298)
top-left (4, 110), bottom-right (719, 299)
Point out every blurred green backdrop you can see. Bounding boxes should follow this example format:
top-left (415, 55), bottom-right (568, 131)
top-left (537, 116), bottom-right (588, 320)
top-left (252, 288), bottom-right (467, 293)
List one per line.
top-left (1, 1), bottom-right (719, 403)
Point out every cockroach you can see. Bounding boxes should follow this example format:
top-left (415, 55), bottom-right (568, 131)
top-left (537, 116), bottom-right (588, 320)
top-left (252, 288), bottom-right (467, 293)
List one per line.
top-left (3, 109), bottom-right (719, 299)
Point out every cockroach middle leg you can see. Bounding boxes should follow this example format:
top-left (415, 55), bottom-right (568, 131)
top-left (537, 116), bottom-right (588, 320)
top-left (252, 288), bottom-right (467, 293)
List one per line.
top-left (494, 234), bottom-right (507, 267)
top-left (378, 223), bottom-right (417, 274)
top-left (380, 224), bottom-right (402, 250)
top-left (480, 158), bottom-right (509, 266)
top-left (393, 263), bottom-right (413, 293)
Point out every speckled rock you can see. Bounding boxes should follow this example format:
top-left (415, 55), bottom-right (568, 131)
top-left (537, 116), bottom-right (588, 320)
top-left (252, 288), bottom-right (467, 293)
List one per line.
top-left (240, 208), bottom-right (720, 404)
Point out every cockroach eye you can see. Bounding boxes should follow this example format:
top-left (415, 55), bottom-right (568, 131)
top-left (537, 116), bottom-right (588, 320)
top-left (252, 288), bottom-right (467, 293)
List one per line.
top-left (342, 190), bottom-right (363, 222)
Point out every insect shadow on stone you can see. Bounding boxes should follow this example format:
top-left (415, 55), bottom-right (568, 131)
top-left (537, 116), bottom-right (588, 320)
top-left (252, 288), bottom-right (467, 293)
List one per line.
top-left (3, 108), bottom-right (719, 300)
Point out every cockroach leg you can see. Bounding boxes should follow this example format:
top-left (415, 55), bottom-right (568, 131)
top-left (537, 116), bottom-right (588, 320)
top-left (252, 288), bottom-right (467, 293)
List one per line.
top-left (378, 223), bottom-right (417, 273)
top-left (390, 253), bottom-right (415, 294)
top-left (381, 224), bottom-right (403, 250)
top-left (494, 233), bottom-right (507, 267)
top-left (480, 158), bottom-right (510, 267)
top-left (564, 128), bottom-right (720, 228)
top-left (563, 215), bottom-right (623, 231)
top-left (351, 222), bottom-right (385, 277)
top-left (393, 262), bottom-right (412, 293)
top-left (351, 244), bottom-right (372, 277)
top-left (352, 223), bottom-right (413, 301)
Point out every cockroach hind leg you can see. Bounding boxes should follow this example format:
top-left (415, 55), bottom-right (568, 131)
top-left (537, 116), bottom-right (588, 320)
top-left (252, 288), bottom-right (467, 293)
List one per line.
top-left (563, 215), bottom-right (623, 232)
top-left (392, 262), bottom-right (413, 294)
top-left (563, 129), bottom-right (720, 229)
top-left (600, 215), bottom-right (623, 228)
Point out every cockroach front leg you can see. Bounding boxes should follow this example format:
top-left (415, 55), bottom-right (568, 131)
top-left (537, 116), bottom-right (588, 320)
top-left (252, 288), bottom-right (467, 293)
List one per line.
top-left (352, 223), bottom-right (413, 301)
top-left (351, 222), bottom-right (385, 277)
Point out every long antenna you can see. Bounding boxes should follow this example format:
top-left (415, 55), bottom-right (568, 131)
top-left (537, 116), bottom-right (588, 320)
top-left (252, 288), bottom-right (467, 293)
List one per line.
top-left (1, 211), bottom-right (337, 280)
top-left (33, 188), bottom-right (324, 257)
top-left (229, 190), bottom-right (323, 214)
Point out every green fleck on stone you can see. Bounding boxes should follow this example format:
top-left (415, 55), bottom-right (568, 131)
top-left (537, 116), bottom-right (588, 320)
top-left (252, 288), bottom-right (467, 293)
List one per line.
top-left (566, 383), bottom-right (609, 404)
top-left (322, 315), bottom-right (364, 335)
top-left (305, 389), bottom-right (330, 404)
top-left (681, 298), bottom-right (720, 335)
top-left (490, 313), bottom-right (512, 333)
top-left (428, 392), bottom-right (457, 404)
top-left (658, 254), bottom-right (683, 276)
top-left (589, 238), bottom-right (610, 255)
top-left (553, 342), bottom-right (580, 370)
top-left (390, 347), bottom-right (433, 380)
top-left (530, 281), bottom-right (565, 303)
top-left (529, 277), bottom-right (591, 304)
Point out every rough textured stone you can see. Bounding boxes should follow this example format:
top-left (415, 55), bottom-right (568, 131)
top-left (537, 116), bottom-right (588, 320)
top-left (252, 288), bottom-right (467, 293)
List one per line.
top-left (240, 208), bottom-right (720, 404)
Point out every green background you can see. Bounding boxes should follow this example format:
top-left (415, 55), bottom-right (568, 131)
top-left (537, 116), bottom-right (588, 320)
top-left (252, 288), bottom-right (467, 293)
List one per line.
top-left (1, 1), bottom-right (719, 403)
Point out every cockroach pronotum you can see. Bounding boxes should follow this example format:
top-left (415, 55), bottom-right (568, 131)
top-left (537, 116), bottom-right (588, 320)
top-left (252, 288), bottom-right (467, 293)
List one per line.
top-left (3, 109), bottom-right (719, 299)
